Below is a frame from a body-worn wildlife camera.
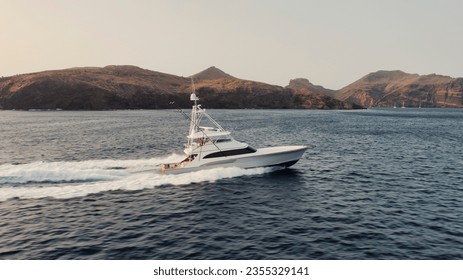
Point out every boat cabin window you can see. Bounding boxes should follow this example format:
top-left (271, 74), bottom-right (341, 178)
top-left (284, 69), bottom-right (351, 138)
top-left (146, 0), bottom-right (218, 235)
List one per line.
top-left (203, 146), bottom-right (256, 159)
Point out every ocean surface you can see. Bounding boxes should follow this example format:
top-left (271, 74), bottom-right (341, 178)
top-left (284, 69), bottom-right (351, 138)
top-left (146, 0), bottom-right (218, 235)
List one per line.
top-left (0, 108), bottom-right (462, 259)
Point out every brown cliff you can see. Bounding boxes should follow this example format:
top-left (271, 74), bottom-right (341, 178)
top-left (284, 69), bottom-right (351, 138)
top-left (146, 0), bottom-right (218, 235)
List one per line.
top-left (287, 78), bottom-right (363, 109)
top-left (336, 70), bottom-right (463, 108)
top-left (0, 66), bottom-right (192, 110)
top-left (0, 65), bottom-right (361, 110)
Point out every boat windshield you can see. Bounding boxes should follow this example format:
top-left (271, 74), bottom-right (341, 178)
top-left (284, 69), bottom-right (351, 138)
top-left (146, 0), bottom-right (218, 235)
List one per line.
top-left (203, 146), bottom-right (256, 159)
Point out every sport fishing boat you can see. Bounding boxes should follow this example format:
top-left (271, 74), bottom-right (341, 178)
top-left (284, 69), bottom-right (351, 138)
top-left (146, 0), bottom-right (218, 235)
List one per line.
top-left (160, 90), bottom-right (308, 174)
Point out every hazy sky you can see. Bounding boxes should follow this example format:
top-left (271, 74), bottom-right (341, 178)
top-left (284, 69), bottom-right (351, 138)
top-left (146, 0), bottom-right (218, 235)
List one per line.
top-left (2, 0), bottom-right (462, 89)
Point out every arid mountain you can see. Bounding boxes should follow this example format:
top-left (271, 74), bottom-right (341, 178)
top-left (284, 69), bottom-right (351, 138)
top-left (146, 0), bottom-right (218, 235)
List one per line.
top-left (0, 65), bottom-right (360, 110)
top-left (6, 66), bottom-right (460, 110)
top-left (192, 66), bottom-right (234, 80)
top-left (0, 66), bottom-right (192, 110)
top-left (336, 70), bottom-right (463, 108)
top-left (287, 78), bottom-right (363, 109)
top-left (189, 70), bottom-right (358, 109)
top-left (287, 78), bottom-right (336, 97)
top-left (192, 76), bottom-right (296, 109)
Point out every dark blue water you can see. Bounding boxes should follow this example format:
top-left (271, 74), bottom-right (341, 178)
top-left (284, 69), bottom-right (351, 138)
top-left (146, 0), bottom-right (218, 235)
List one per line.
top-left (0, 109), bottom-right (462, 259)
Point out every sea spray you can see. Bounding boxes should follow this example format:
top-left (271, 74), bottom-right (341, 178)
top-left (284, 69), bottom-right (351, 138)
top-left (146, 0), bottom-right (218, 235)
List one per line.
top-left (0, 156), bottom-right (273, 201)
top-left (0, 153), bottom-right (184, 184)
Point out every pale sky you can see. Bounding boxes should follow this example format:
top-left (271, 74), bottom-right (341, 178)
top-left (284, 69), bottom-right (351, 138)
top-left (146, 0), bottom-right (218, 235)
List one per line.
top-left (1, 0), bottom-right (462, 89)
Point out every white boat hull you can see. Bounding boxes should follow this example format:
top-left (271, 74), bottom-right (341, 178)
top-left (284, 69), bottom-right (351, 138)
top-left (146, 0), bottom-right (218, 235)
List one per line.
top-left (160, 90), bottom-right (308, 175)
top-left (161, 145), bottom-right (307, 175)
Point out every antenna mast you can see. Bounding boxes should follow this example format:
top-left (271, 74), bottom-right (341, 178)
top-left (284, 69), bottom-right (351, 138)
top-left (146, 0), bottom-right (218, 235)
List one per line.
top-left (188, 77), bottom-right (200, 149)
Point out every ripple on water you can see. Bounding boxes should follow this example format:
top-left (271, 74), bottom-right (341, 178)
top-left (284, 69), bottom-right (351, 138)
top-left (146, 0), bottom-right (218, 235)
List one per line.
top-left (0, 109), bottom-right (463, 259)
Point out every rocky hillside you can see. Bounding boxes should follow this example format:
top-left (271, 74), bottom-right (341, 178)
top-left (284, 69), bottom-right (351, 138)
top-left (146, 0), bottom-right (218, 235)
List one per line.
top-left (0, 66), bottom-right (192, 110)
top-left (192, 66), bottom-right (234, 80)
top-left (287, 78), bottom-right (363, 109)
top-left (0, 66), bottom-right (360, 110)
top-left (336, 70), bottom-right (463, 108)
top-left (4, 66), bottom-right (459, 110)
top-left (189, 67), bottom-right (357, 109)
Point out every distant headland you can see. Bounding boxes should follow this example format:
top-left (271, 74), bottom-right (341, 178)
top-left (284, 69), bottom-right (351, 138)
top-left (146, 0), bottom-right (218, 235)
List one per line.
top-left (0, 65), bottom-right (462, 110)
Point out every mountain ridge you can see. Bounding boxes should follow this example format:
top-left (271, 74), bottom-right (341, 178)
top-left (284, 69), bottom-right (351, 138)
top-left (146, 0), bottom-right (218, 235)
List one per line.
top-left (336, 70), bottom-right (463, 107)
top-left (192, 66), bottom-right (234, 80)
top-left (0, 65), bottom-right (360, 110)
top-left (1, 66), bottom-right (462, 110)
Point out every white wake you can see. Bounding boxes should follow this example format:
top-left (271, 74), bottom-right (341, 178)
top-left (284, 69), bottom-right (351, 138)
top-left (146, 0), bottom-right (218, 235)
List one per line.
top-left (0, 155), bottom-right (272, 201)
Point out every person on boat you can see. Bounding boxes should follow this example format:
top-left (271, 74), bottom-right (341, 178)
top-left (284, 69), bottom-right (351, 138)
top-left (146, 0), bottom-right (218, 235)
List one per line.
top-left (197, 137), bottom-right (206, 146)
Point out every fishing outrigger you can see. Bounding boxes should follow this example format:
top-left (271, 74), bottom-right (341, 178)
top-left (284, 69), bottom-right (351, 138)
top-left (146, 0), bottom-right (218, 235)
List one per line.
top-left (160, 81), bottom-right (308, 174)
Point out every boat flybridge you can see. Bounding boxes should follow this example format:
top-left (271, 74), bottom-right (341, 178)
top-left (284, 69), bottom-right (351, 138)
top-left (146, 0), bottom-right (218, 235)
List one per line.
top-left (160, 91), bottom-right (308, 174)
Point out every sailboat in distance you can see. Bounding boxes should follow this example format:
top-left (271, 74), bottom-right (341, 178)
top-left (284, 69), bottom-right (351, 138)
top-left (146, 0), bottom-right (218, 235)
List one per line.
top-left (160, 81), bottom-right (308, 174)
